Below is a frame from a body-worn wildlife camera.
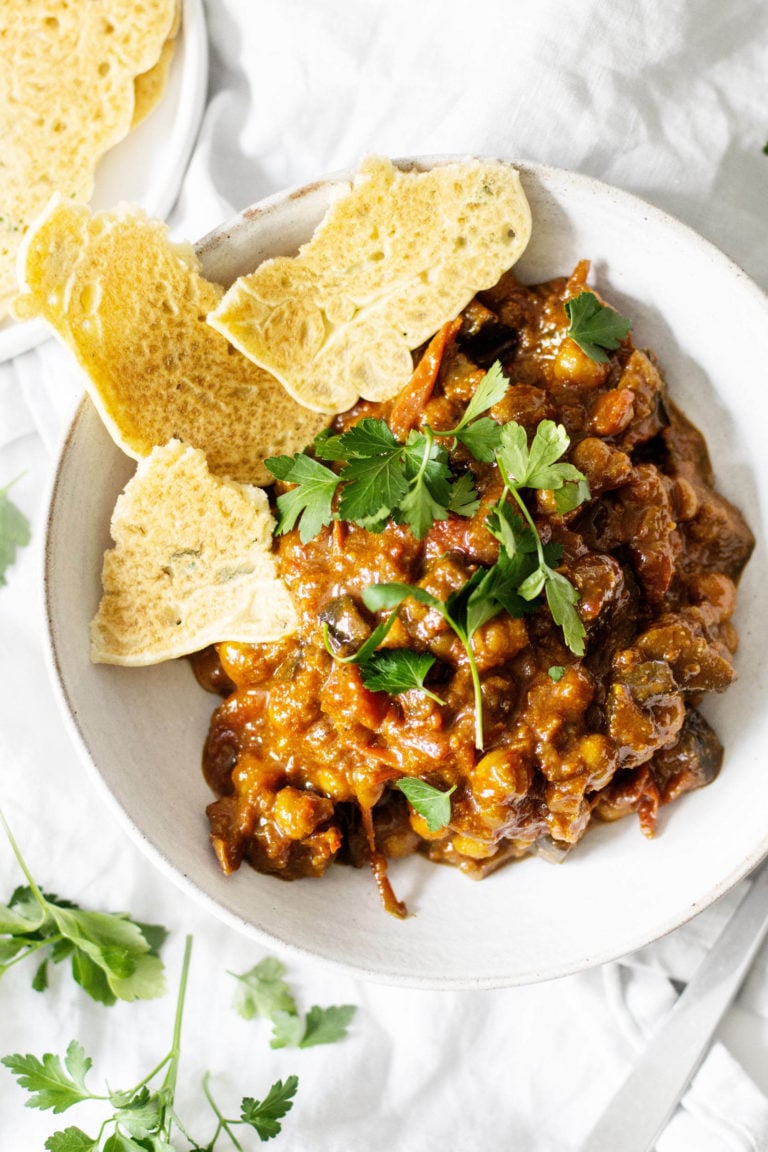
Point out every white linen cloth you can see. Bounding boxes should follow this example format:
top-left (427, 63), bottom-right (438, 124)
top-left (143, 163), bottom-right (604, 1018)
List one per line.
top-left (2, 1), bottom-right (768, 1147)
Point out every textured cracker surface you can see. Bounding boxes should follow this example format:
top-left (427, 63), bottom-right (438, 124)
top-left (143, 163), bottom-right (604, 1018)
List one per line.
top-left (208, 156), bottom-right (532, 413)
top-left (14, 200), bottom-right (329, 483)
top-left (0, 0), bottom-right (177, 315)
top-left (91, 441), bottom-right (298, 665)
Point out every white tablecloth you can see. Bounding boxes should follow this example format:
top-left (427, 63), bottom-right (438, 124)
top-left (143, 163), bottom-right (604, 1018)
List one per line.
top-left (2, 2), bottom-right (768, 1148)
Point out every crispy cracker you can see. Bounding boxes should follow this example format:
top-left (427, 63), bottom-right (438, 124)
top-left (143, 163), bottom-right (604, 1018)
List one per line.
top-left (91, 441), bottom-right (298, 665)
top-left (208, 156), bottom-right (532, 413)
top-left (14, 199), bottom-right (329, 483)
top-left (0, 0), bottom-right (177, 314)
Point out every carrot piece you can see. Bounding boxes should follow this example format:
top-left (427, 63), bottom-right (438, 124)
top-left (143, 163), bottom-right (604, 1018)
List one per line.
top-left (388, 317), bottom-right (462, 441)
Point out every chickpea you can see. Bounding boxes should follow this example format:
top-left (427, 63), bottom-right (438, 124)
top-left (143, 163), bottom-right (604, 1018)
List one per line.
top-left (473, 745), bottom-right (533, 800)
top-left (590, 389), bottom-right (635, 436)
top-left (687, 572), bottom-right (736, 622)
top-left (472, 616), bottom-right (528, 671)
top-left (553, 337), bottom-right (610, 388)
top-left (451, 833), bottom-right (497, 860)
top-left (272, 787), bottom-right (334, 840)
top-left (672, 476), bottom-right (700, 521)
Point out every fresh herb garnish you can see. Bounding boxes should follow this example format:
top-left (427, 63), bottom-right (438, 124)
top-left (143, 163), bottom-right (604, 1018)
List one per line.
top-left (0, 476), bottom-right (31, 585)
top-left (446, 469), bottom-right (481, 516)
top-left (428, 360), bottom-right (508, 461)
top-left (362, 581), bottom-right (500, 750)
top-left (264, 453), bottom-right (340, 544)
top-left (271, 361), bottom-right (590, 738)
top-left (322, 610), bottom-right (445, 706)
top-left (354, 419), bottom-right (588, 741)
top-left (269, 420), bottom-right (468, 542)
top-left (492, 419), bottom-right (588, 656)
top-left (0, 811), bottom-right (167, 1005)
top-left (548, 665), bottom-right (566, 682)
top-left (230, 955), bottom-right (356, 1050)
top-left (395, 778), bottom-right (456, 833)
top-left (564, 290), bottom-right (632, 363)
top-left (358, 648), bottom-right (445, 704)
top-left (265, 362), bottom-right (512, 542)
top-left (1, 939), bottom-right (318, 1149)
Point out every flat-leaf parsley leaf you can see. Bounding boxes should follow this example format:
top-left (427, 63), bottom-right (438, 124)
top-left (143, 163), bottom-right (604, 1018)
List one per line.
top-left (564, 291), bottom-right (631, 362)
top-left (395, 778), bottom-right (456, 833)
top-left (358, 648), bottom-right (445, 704)
top-left (240, 1076), bottom-right (299, 1140)
top-left (230, 955), bottom-right (357, 1052)
top-left (265, 454), bottom-right (340, 544)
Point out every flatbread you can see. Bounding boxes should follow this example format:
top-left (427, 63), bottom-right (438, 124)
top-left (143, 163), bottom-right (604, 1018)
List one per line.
top-left (91, 440), bottom-right (298, 666)
top-left (131, 31), bottom-right (177, 128)
top-left (208, 156), bottom-right (532, 413)
top-left (13, 199), bottom-right (329, 484)
top-left (0, 0), bottom-right (177, 315)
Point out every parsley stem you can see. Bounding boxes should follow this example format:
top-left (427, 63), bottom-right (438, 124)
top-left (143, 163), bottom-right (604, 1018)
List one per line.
top-left (460, 626), bottom-right (485, 751)
top-left (509, 485), bottom-right (547, 570)
top-left (496, 462), bottom-right (547, 572)
top-left (158, 934), bottom-right (193, 1143)
top-left (413, 424), bottom-right (434, 486)
top-left (1, 935), bottom-right (60, 970)
top-left (203, 1071), bottom-right (245, 1151)
top-left (0, 807), bottom-right (49, 919)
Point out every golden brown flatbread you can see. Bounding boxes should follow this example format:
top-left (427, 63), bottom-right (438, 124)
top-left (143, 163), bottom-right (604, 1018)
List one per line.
top-left (0, 0), bottom-right (178, 315)
top-left (14, 200), bottom-right (329, 484)
top-left (208, 156), bottom-right (532, 413)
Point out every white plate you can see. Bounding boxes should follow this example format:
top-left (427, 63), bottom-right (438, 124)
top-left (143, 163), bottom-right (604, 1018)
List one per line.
top-left (44, 161), bottom-right (768, 989)
top-left (0, 0), bottom-right (208, 364)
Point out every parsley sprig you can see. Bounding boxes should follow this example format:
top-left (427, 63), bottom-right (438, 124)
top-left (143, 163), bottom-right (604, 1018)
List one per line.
top-left (230, 956), bottom-right (356, 1050)
top-left (427, 358), bottom-right (509, 462)
top-left (265, 360), bottom-right (509, 543)
top-left (356, 420), bottom-right (589, 745)
top-left (0, 811), bottom-right (167, 1005)
top-left (322, 612), bottom-right (445, 705)
top-left (361, 580), bottom-right (504, 751)
top-left (564, 291), bottom-right (632, 363)
top-left (2, 940), bottom-right (359, 1149)
top-left (2, 938), bottom-right (299, 1149)
top-left (491, 419), bottom-right (588, 656)
top-left (269, 359), bottom-right (591, 744)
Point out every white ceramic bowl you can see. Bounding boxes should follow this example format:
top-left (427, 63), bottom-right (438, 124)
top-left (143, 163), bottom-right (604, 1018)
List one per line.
top-left (45, 160), bottom-right (768, 989)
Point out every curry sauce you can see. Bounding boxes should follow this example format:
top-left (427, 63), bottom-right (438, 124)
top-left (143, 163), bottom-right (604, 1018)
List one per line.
top-left (193, 262), bottom-right (754, 915)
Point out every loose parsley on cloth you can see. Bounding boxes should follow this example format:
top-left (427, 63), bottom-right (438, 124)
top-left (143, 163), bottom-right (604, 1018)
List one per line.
top-left (0, 477), bottom-right (31, 585)
top-left (0, 811), bottom-right (167, 1005)
top-left (230, 955), bottom-right (356, 1050)
top-left (3, 942), bottom-right (359, 1149)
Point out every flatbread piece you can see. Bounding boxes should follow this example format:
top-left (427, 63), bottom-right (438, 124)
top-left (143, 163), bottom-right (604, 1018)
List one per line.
top-left (91, 440), bottom-right (298, 665)
top-left (0, 0), bottom-right (178, 316)
top-left (208, 156), bottom-right (532, 413)
top-left (13, 199), bottom-right (329, 483)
